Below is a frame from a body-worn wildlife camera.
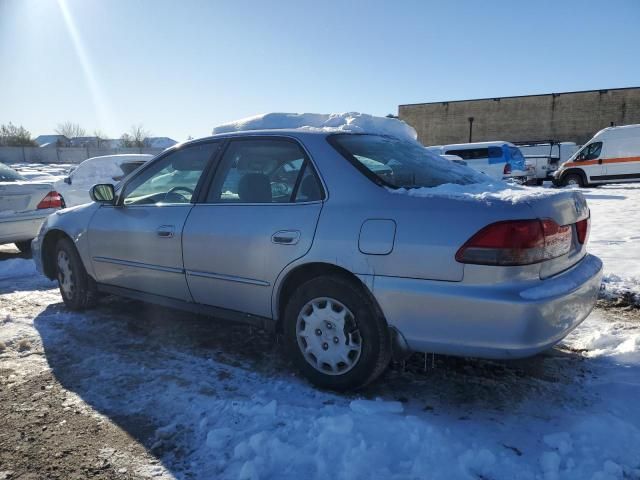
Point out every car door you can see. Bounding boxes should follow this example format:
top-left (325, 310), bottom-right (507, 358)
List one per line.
top-left (573, 142), bottom-right (604, 182)
top-left (87, 142), bottom-right (221, 301)
top-left (182, 136), bottom-right (324, 318)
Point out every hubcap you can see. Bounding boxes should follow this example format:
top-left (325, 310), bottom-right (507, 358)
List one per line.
top-left (57, 250), bottom-right (74, 298)
top-left (296, 297), bottom-right (362, 376)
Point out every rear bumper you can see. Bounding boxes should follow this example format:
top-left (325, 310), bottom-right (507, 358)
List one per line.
top-left (373, 254), bottom-right (602, 359)
top-left (0, 211), bottom-right (51, 245)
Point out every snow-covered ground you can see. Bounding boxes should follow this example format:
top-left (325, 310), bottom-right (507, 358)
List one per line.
top-left (582, 184), bottom-right (640, 305)
top-left (0, 253), bottom-right (639, 479)
top-left (1, 170), bottom-right (639, 479)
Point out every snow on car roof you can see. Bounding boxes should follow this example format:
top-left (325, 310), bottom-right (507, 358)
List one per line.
top-left (212, 112), bottom-right (418, 143)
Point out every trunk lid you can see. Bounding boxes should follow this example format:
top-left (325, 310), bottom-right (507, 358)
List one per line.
top-left (0, 181), bottom-right (55, 215)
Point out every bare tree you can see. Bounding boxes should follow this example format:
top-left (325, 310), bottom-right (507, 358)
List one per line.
top-left (0, 123), bottom-right (36, 146)
top-left (120, 124), bottom-right (150, 148)
top-left (93, 129), bottom-right (109, 148)
top-left (55, 121), bottom-right (86, 139)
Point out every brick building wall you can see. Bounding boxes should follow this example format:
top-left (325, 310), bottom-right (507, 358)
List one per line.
top-left (398, 87), bottom-right (640, 146)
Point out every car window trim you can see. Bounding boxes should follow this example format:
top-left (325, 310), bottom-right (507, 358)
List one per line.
top-left (197, 135), bottom-right (326, 205)
top-left (115, 139), bottom-right (224, 207)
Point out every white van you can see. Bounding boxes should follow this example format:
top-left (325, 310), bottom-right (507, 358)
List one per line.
top-left (427, 141), bottom-right (527, 182)
top-left (553, 124), bottom-right (640, 187)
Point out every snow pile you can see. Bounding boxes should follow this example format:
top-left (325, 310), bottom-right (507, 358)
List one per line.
top-left (0, 258), bottom-right (37, 280)
top-left (600, 273), bottom-right (640, 306)
top-left (212, 112), bottom-right (418, 143)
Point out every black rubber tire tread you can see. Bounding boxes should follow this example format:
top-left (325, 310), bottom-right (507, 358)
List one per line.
top-left (14, 240), bottom-right (32, 253)
top-left (55, 237), bottom-right (98, 311)
top-left (562, 173), bottom-right (584, 187)
top-left (283, 274), bottom-right (391, 391)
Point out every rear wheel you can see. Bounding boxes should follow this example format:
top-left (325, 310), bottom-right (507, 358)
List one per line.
top-left (283, 275), bottom-right (391, 391)
top-left (14, 240), bottom-right (32, 254)
top-left (55, 237), bottom-right (97, 310)
top-left (562, 173), bottom-right (584, 187)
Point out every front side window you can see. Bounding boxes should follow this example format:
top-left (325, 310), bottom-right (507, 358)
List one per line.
top-left (330, 134), bottom-right (486, 189)
top-left (122, 142), bottom-right (219, 205)
top-left (576, 142), bottom-right (602, 161)
top-left (206, 138), bottom-right (323, 203)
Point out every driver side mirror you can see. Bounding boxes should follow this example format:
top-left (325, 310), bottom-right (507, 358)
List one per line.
top-left (90, 184), bottom-right (116, 205)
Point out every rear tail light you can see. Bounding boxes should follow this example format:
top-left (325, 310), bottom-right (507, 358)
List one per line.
top-left (456, 219), bottom-right (572, 266)
top-left (503, 163), bottom-right (512, 175)
top-left (576, 217), bottom-right (590, 244)
top-left (37, 191), bottom-right (65, 209)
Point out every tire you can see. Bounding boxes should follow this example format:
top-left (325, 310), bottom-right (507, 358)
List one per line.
top-left (14, 240), bottom-right (32, 254)
top-left (55, 237), bottom-right (98, 311)
top-left (283, 275), bottom-right (391, 391)
top-left (562, 173), bottom-right (584, 188)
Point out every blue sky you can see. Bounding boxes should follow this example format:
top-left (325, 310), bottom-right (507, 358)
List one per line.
top-left (1, 0), bottom-right (638, 141)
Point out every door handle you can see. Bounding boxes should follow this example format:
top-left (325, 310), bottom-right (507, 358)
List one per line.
top-left (272, 230), bottom-right (300, 245)
top-left (157, 225), bottom-right (175, 238)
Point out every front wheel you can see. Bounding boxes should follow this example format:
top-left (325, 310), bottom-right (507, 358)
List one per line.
top-left (55, 237), bottom-right (98, 310)
top-left (283, 275), bottom-right (391, 391)
top-left (562, 173), bottom-right (584, 187)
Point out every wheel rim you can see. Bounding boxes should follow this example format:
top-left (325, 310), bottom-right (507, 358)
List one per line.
top-left (296, 297), bottom-right (362, 376)
top-left (57, 250), bottom-right (74, 298)
top-left (567, 178), bottom-right (578, 185)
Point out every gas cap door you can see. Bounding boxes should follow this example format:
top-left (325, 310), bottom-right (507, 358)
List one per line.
top-left (359, 219), bottom-right (396, 255)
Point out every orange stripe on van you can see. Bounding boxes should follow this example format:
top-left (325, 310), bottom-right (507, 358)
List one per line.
top-left (564, 156), bottom-right (640, 168)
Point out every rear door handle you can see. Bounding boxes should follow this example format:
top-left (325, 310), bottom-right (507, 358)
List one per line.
top-left (157, 225), bottom-right (175, 238)
top-left (272, 230), bottom-right (300, 245)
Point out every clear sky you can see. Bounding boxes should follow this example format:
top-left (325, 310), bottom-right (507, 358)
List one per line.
top-left (1, 0), bottom-right (639, 141)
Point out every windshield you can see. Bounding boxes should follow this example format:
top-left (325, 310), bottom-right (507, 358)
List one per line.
top-left (0, 163), bottom-right (26, 181)
top-left (329, 134), bottom-right (486, 188)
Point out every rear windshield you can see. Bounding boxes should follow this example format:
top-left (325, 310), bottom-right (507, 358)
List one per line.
top-left (329, 134), bottom-right (486, 188)
top-left (0, 163), bottom-right (26, 181)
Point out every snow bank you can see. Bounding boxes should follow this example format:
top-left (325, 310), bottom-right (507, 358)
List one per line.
top-left (212, 112), bottom-right (418, 143)
top-left (0, 258), bottom-right (36, 280)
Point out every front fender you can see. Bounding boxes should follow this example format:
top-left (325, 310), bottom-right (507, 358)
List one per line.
top-left (34, 202), bottom-right (100, 279)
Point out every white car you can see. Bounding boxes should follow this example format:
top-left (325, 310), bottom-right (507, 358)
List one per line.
top-left (55, 154), bottom-right (153, 207)
top-left (0, 162), bottom-right (63, 252)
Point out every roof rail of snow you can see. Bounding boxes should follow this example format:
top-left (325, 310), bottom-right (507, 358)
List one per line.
top-left (212, 113), bottom-right (418, 143)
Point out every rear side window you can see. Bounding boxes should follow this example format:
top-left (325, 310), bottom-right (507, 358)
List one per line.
top-left (330, 134), bottom-right (486, 189)
top-left (206, 138), bottom-right (324, 203)
top-left (445, 148), bottom-right (490, 160)
top-left (0, 163), bottom-right (26, 181)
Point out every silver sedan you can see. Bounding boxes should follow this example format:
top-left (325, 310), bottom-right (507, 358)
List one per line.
top-left (32, 130), bottom-right (602, 390)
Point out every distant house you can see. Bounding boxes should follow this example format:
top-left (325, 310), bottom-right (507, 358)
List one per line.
top-left (102, 139), bottom-right (123, 149)
top-left (144, 137), bottom-right (177, 149)
top-left (34, 135), bottom-right (69, 147)
top-left (69, 136), bottom-right (100, 148)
